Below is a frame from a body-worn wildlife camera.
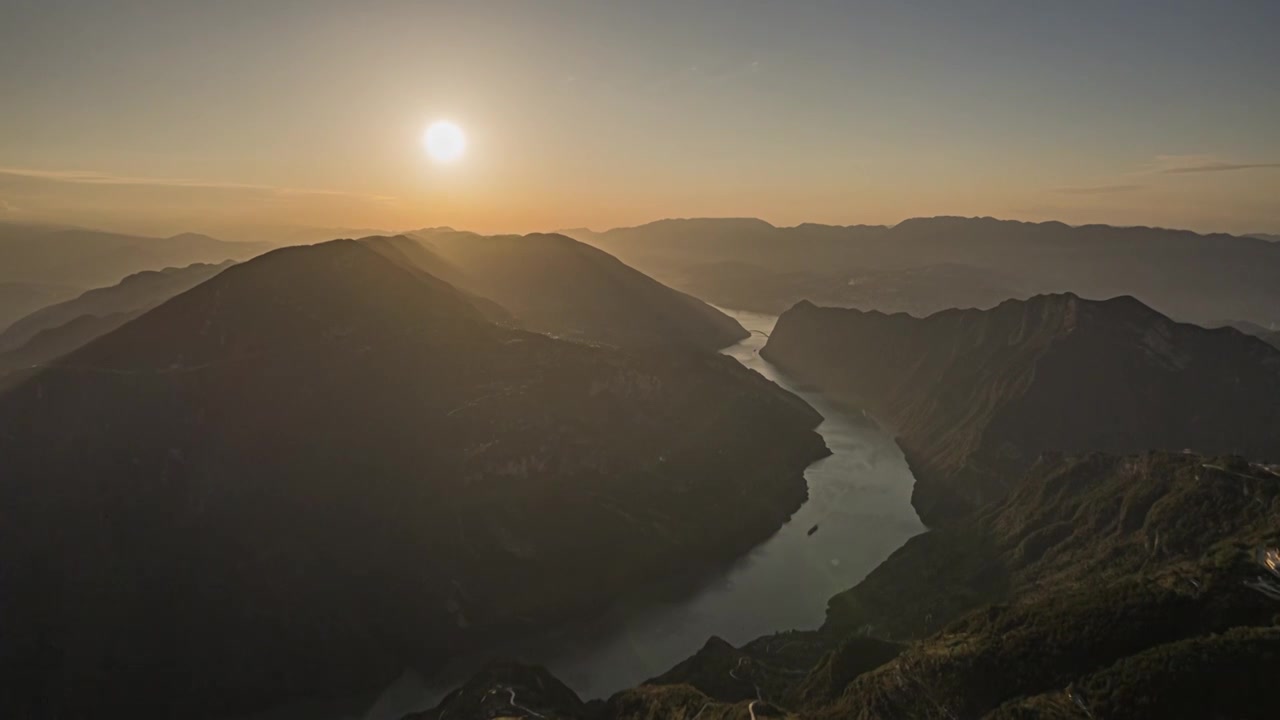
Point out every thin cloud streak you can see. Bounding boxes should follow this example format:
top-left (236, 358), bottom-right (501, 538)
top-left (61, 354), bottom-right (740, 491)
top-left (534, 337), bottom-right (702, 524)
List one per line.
top-left (1054, 184), bottom-right (1145, 195)
top-left (1161, 161), bottom-right (1280, 174)
top-left (0, 167), bottom-right (397, 202)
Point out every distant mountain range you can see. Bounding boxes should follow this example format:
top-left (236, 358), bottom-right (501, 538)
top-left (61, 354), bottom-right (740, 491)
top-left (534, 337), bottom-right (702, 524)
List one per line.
top-left (0, 261), bottom-right (234, 375)
top-left (668, 260), bottom-right (1030, 317)
top-left (0, 281), bottom-right (80, 331)
top-left (0, 222), bottom-right (270, 289)
top-left (0, 230), bottom-right (749, 384)
top-left (568, 216), bottom-right (1280, 326)
top-left (406, 451), bottom-right (1280, 719)
top-left (761, 293), bottom-right (1280, 525)
top-left (0, 240), bottom-right (825, 717)
top-left (3, 214), bottom-right (1278, 718)
top-left (1208, 318), bottom-right (1280, 350)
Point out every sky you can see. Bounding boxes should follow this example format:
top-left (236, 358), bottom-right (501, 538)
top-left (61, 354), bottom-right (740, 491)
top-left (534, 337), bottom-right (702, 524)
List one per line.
top-left (1, 0), bottom-right (1278, 239)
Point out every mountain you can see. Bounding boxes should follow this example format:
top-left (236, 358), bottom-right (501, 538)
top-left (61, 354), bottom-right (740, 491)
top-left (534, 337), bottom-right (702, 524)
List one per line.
top-left (414, 451), bottom-right (1280, 720)
top-left (0, 280), bottom-right (81, 331)
top-left (566, 219), bottom-right (885, 285)
top-left (1207, 319), bottom-right (1280, 350)
top-left (0, 311), bottom-right (134, 383)
top-left (1247, 232), bottom-right (1280, 242)
top-left (359, 235), bottom-right (513, 323)
top-left (668, 261), bottom-right (1028, 316)
top-left (761, 293), bottom-right (1280, 525)
top-left (0, 261), bottom-right (234, 355)
top-left (0, 221), bottom-right (271, 289)
top-left (0, 240), bottom-right (826, 718)
top-left (570, 217), bottom-right (1280, 327)
top-left (404, 229), bottom-right (748, 350)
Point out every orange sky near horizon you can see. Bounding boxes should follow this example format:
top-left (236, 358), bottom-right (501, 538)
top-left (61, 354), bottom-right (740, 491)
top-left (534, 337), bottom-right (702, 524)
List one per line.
top-left (1, 1), bottom-right (1277, 241)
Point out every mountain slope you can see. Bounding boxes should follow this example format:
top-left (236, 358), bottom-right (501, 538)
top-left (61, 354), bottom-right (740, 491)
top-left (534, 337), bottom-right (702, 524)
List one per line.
top-left (360, 235), bottom-right (513, 323)
top-left (410, 229), bottom-right (749, 350)
top-left (0, 240), bottom-right (825, 719)
top-left (668, 260), bottom-right (1028, 315)
top-left (571, 217), bottom-right (1280, 327)
top-left (0, 311), bottom-right (134, 379)
top-left (811, 452), bottom-right (1280, 719)
top-left (0, 261), bottom-right (234, 353)
top-left (761, 293), bottom-right (1280, 524)
top-left (0, 281), bottom-right (81, 331)
top-left (0, 221), bottom-right (270, 289)
top-left (413, 452), bottom-right (1280, 720)
top-left (1208, 318), bottom-right (1280, 350)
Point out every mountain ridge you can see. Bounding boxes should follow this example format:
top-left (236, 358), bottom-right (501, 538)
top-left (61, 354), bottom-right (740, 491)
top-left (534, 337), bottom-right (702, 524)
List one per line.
top-left (761, 292), bottom-right (1280, 525)
top-left (0, 239), bottom-right (826, 718)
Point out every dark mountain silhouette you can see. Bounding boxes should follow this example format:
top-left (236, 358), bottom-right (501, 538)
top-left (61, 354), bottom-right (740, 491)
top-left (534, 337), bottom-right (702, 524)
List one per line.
top-left (0, 240), bottom-right (826, 719)
top-left (569, 216), bottom-right (1280, 327)
top-left (0, 261), bottom-right (235, 355)
top-left (414, 451), bottom-right (1280, 720)
top-left (406, 661), bottom-right (595, 720)
top-left (0, 280), bottom-right (80, 331)
top-left (405, 229), bottom-right (748, 350)
top-left (359, 235), bottom-right (513, 323)
top-left (1207, 319), bottom-right (1280, 349)
top-left (0, 221), bottom-right (271, 289)
top-left (761, 293), bottom-right (1280, 525)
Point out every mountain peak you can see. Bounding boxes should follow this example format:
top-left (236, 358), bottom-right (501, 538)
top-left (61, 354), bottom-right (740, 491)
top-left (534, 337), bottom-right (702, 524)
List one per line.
top-left (763, 293), bottom-right (1280, 525)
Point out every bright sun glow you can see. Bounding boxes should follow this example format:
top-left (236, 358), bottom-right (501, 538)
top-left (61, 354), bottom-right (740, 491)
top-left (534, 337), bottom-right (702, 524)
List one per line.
top-left (423, 121), bottom-right (466, 163)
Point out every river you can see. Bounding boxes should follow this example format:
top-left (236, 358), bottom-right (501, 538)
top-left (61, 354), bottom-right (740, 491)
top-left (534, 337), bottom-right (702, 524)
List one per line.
top-left (363, 309), bottom-right (924, 719)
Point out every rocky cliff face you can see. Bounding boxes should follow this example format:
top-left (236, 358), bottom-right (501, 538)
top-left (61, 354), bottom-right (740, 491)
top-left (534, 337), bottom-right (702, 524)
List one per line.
top-left (414, 451), bottom-right (1280, 720)
top-left (761, 294), bottom-right (1280, 525)
top-left (0, 241), bottom-right (825, 719)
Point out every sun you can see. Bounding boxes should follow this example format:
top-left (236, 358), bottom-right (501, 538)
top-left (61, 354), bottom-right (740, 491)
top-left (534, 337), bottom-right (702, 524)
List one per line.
top-left (423, 121), bottom-right (466, 163)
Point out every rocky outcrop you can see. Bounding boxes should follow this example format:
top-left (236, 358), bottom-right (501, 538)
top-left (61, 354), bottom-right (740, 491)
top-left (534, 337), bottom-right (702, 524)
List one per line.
top-left (761, 294), bottom-right (1280, 525)
top-left (0, 240), bottom-right (825, 718)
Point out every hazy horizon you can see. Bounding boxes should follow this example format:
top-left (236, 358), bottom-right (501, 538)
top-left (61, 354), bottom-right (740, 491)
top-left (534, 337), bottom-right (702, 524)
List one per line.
top-left (3, 0), bottom-right (1278, 239)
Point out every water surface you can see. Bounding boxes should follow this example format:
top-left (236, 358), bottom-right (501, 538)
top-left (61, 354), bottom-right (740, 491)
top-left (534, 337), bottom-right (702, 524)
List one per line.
top-left (368, 309), bottom-right (924, 718)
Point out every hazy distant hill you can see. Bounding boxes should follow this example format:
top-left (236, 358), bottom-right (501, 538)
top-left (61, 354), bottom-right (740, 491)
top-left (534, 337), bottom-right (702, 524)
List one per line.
top-left (0, 281), bottom-right (80, 331)
top-left (0, 221), bottom-right (271, 289)
top-left (0, 240), bottom-right (825, 718)
top-left (761, 293), bottom-right (1280, 525)
top-left (407, 229), bottom-right (749, 350)
top-left (567, 218), bottom-right (886, 281)
top-left (670, 260), bottom-right (1029, 316)
top-left (1247, 232), bottom-right (1280, 242)
top-left (1207, 318), bottom-right (1280, 350)
top-left (410, 451), bottom-right (1280, 720)
top-left (569, 217), bottom-right (1280, 327)
top-left (0, 261), bottom-right (234, 354)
